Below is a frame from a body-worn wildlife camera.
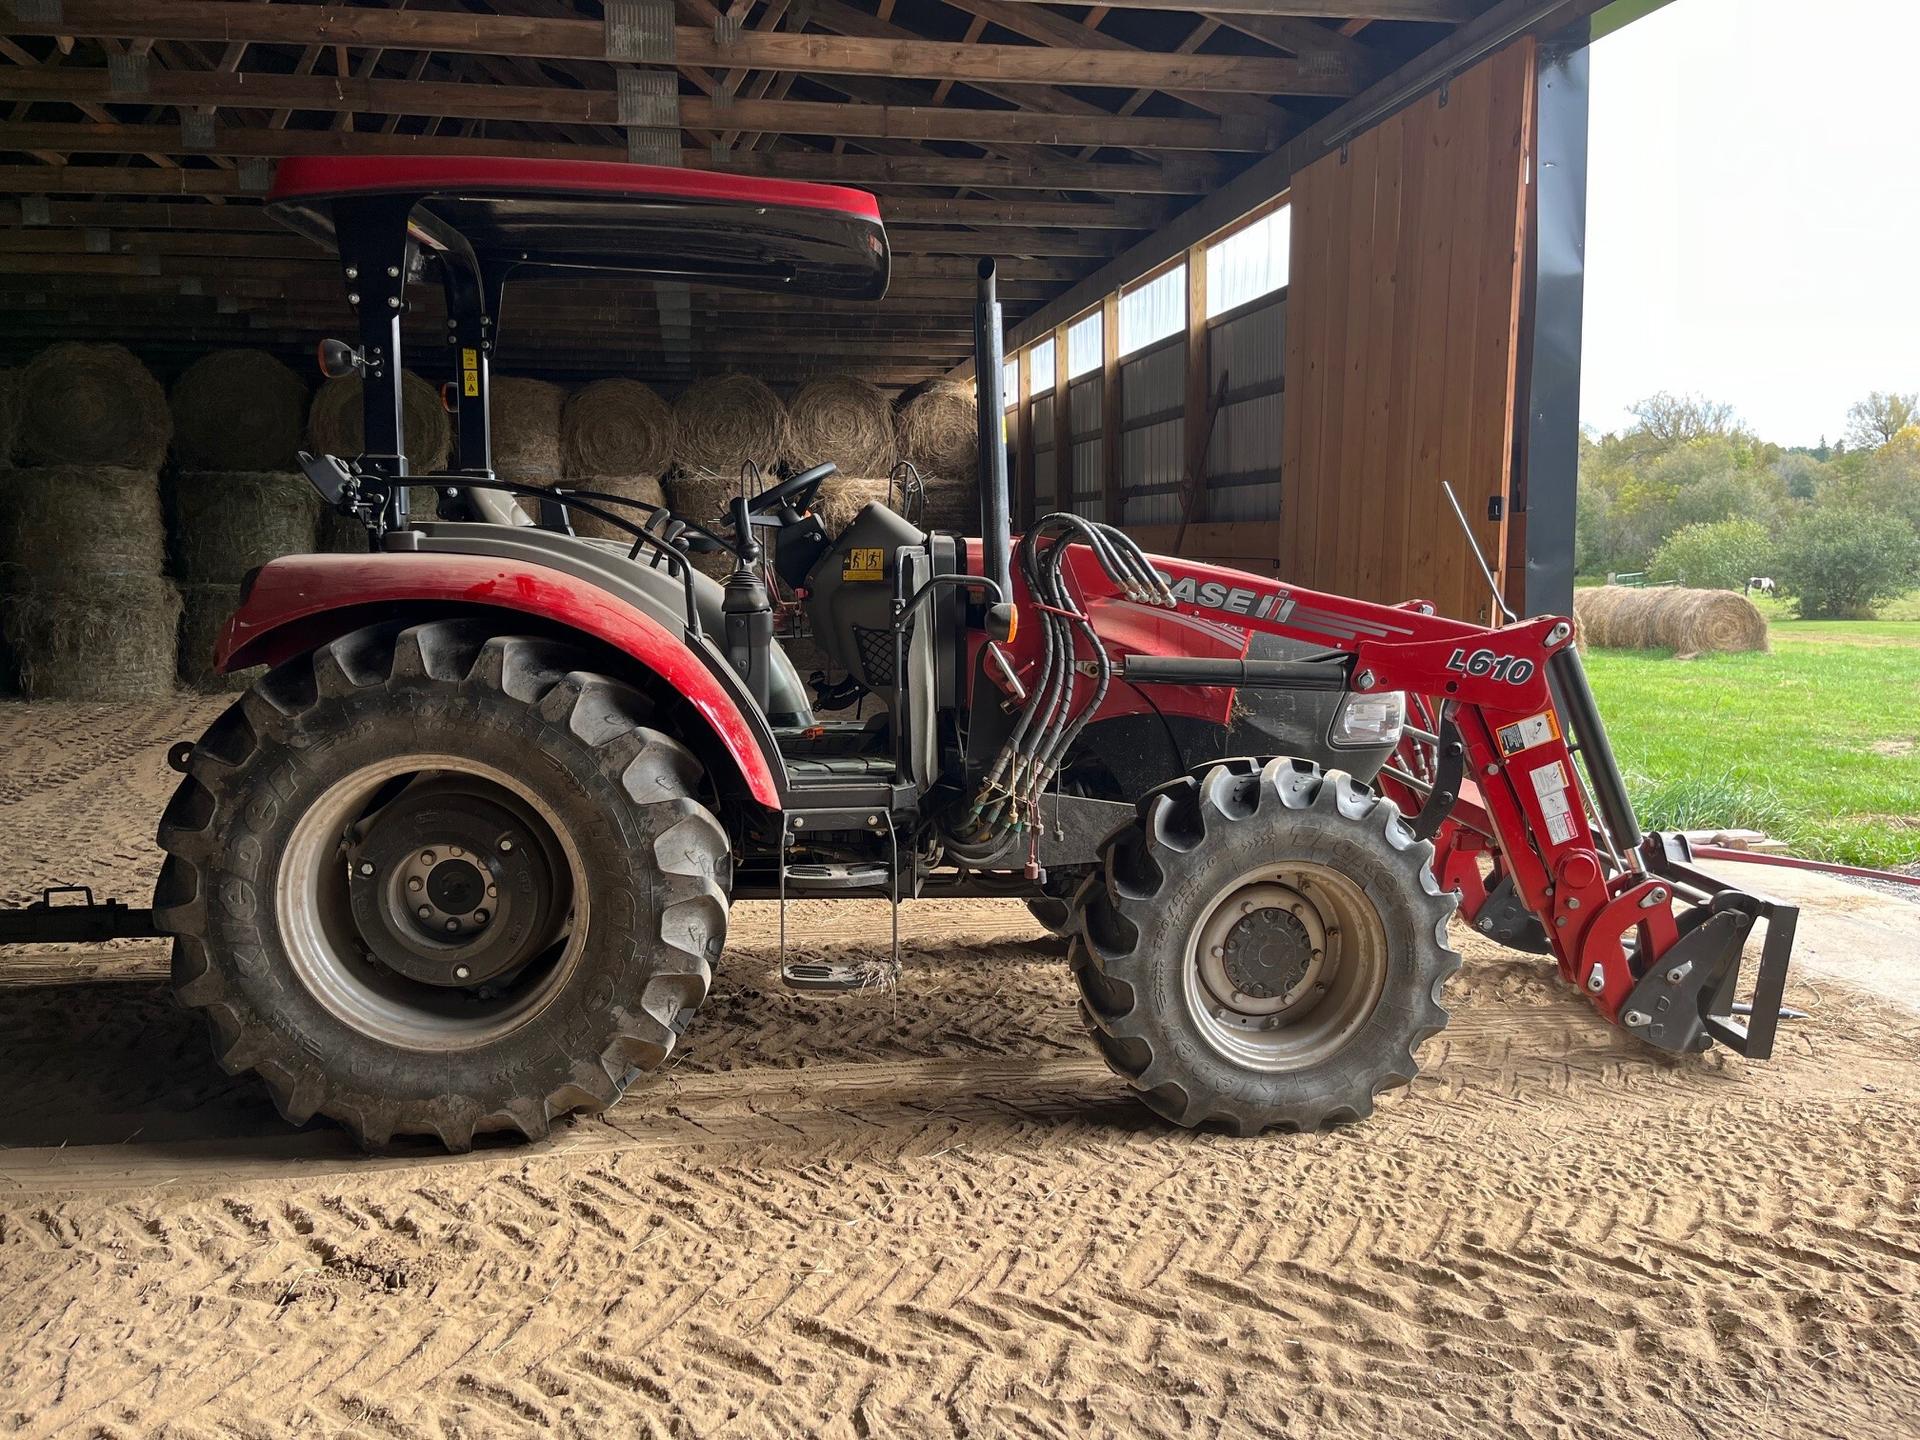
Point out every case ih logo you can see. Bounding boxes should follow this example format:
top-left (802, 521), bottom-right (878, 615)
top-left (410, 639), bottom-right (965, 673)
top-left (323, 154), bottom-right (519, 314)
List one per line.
top-left (1155, 570), bottom-right (1297, 622)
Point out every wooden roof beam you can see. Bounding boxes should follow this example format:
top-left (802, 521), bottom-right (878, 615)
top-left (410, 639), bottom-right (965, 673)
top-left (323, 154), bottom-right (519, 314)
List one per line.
top-left (8, 1), bottom-right (1357, 97)
top-left (0, 68), bottom-right (1287, 150)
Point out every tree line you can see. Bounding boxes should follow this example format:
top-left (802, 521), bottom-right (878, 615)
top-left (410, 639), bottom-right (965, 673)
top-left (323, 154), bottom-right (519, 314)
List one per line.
top-left (1577, 391), bottom-right (1920, 618)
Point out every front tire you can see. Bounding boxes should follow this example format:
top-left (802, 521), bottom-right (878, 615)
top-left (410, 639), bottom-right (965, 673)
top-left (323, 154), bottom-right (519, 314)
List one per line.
top-left (1069, 758), bottom-right (1458, 1134)
top-left (155, 619), bottom-right (731, 1150)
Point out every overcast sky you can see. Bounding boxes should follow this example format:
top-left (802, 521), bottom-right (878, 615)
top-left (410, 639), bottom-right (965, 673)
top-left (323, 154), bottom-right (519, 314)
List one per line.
top-left (1582, 0), bottom-right (1920, 447)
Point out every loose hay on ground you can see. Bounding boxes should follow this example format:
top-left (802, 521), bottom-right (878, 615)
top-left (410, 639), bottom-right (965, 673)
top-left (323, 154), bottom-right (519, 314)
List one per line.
top-left (895, 379), bottom-right (977, 479)
top-left (307, 371), bottom-right (451, 475)
top-left (169, 471), bottom-right (321, 583)
top-left (562, 378), bottom-right (674, 479)
top-left (785, 375), bottom-right (896, 477)
top-left (1573, 585), bottom-right (1768, 653)
top-left (16, 343), bottom-right (171, 469)
top-left (0, 572), bottom-right (180, 699)
top-left (672, 374), bottom-right (785, 474)
top-left (177, 582), bottom-right (251, 693)
top-left (169, 349), bottom-right (310, 471)
top-left (0, 466), bottom-right (166, 576)
top-left (490, 376), bottom-right (566, 483)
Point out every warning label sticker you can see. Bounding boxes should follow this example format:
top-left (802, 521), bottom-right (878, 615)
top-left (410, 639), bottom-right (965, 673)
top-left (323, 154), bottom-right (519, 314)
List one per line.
top-left (1529, 759), bottom-right (1579, 845)
top-left (1497, 710), bottom-right (1561, 756)
top-left (842, 546), bottom-right (886, 582)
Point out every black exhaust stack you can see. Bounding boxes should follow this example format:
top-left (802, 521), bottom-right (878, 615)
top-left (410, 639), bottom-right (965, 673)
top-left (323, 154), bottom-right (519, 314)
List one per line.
top-left (974, 258), bottom-right (1014, 616)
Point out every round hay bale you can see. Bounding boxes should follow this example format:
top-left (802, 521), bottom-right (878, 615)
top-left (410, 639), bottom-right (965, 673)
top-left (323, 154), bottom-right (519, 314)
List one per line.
top-left (919, 475), bottom-right (978, 532)
top-left (0, 465), bottom-right (165, 576)
top-left (178, 582), bottom-right (254, 692)
top-left (562, 378), bottom-right (674, 479)
top-left (814, 473), bottom-right (978, 534)
top-left (169, 348), bottom-right (310, 471)
top-left (316, 505), bottom-right (369, 554)
top-left (307, 370), bottom-right (451, 475)
top-left (491, 376), bottom-right (565, 483)
top-left (785, 375), bottom-right (896, 477)
top-left (1572, 585), bottom-right (1767, 654)
top-left (665, 470), bottom-right (754, 580)
top-left (562, 474), bottom-right (668, 543)
top-left (814, 475), bottom-right (895, 535)
top-left (169, 470), bottom-right (321, 582)
top-left (0, 571), bottom-right (180, 700)
top-left (896, 379), bottom-right (978, 479)
top-left (0, 368), bottom-right (18, 470)
top-left (672, 374), bottom-right (785, 474)
top-left (16, 343), bottom-right (171, 469)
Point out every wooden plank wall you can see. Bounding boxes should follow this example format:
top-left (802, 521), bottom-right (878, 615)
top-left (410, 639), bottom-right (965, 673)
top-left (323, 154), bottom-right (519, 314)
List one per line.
top-left (1280, 37), bottom-right (1536, 622)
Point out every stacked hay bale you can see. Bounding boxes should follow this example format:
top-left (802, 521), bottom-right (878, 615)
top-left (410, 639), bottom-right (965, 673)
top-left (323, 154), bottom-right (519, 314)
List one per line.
top-left (491, 376), bottom-right (565, 485)
top-left (2, 344), bottom-right (177, 699)
top-left (668, 376), bottom-right (787, 579)
top-left (559, 378), bottom-right (674, 543)
top-left (308, 370), bottom-right (451, 519)
top-left (1572, 585), bottom-right (1769, 655)
top-left (785, 375), bottom-right (896, 478)
top-left (168, 471), bottom-right (323, 691)
top-left (0, 369), bottom-right (18, 469)
top-left (894, 379), bottom-right (980, 532)
top-left (170, 349), bottom-right (311, 472)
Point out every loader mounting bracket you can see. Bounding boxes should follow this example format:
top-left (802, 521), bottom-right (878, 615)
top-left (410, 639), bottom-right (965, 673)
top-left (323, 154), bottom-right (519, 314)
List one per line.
top-left (0, 886), bottom-right (165, 946)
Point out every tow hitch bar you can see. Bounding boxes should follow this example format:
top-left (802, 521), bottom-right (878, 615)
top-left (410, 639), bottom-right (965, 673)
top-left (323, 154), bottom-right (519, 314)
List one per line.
top-left (1620, 834), bottom-right (1798, 1060)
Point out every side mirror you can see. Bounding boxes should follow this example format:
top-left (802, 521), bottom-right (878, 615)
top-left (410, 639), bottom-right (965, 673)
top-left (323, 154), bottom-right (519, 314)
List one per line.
top-left (316, 337), bottom-right (365, 379)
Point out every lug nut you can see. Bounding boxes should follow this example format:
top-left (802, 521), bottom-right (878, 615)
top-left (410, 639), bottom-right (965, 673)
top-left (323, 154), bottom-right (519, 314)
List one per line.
top-left (474, 909), bottom-right (489, 925)
top-left (486, 884), bottom-right (498, 898)
top-left (455, 966), bottom-right (470, 980)
top-left (422, 851), bottom-right (436, 865)
top-left (359, 862), bottom-right (375, 877)
top-left (445, 918), bottom-right (460, 932)
top-left (450, 846), bottom-right (463, 858)
top-left (417, 905), bottom-right (432, 920)
top-left (408, 876), bottom-right (423, 892)
top-left (499, 838), bottom-right (514, 853)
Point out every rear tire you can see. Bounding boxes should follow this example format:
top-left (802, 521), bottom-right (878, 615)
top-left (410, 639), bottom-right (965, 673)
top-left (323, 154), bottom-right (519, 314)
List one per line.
top-left (154, 618), bottom-right (730, 1150)
top-left (1068, 757), bottom-right (1458, 1135)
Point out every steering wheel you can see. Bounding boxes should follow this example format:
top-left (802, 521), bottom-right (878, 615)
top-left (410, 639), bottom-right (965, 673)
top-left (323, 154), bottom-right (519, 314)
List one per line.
top-left (748, 460), bottom-right (837, 518)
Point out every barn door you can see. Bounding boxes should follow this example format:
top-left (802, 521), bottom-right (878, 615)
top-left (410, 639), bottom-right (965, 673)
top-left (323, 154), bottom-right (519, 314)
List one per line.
top-left (1280, 38), bottom-right (1536, 623)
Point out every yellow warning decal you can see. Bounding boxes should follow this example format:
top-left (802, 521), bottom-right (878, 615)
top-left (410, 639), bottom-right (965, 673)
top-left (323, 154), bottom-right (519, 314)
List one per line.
top-left (843, 546), bottom-right (885, 581)
top-left (1496, 710), bottom-right (1561, 756)
top-left (461, 347), bottom-right (480, 398)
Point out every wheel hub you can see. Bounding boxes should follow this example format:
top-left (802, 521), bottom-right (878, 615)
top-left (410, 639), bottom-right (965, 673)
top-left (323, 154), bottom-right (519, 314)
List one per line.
top-left (1221, 906), bottom-right (1314, 1000)
top-left (346, 787), bottom-right (562, 988)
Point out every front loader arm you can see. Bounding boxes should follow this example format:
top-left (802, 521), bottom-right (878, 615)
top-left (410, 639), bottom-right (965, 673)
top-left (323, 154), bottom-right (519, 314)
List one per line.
top-left (1064, 549), bottom-right (1796, 1060)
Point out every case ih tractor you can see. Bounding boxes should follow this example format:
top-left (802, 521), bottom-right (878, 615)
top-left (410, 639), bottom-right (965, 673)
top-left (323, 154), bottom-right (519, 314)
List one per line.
top-left (3, 157), bottom-right (1797, 1151)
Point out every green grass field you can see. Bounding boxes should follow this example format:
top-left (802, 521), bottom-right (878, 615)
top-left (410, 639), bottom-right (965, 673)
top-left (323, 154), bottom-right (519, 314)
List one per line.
top-left (1580, 599), bottom-right (1920, 867)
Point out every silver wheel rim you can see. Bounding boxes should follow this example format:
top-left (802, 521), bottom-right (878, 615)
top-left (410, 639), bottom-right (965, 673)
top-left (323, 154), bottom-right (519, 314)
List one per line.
top-left (276, 754), bottom-right (590, 1051)
top-left (1182, 860), bottom-right (1388, 1072)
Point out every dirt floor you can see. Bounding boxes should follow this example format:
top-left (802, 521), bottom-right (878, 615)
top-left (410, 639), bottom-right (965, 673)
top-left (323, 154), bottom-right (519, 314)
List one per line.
top-left (3, 698), bottom-right (1919, 1440)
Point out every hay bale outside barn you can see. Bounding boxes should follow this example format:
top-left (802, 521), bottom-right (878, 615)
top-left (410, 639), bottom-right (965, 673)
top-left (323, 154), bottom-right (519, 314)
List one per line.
top-left (562, 379), bottom-right (674, 479)
top-left (672, 374), bottom-right (786, 475)
top-left (169, 471), bottom-right (321, 583)
top-left (490, 376), bottom-right (566, 484)
top-left (170, 349), bottom-right (311, 471)
top-left (895, 379), bottom-right (978, 481)
top-left (1572, 585), bottom-right (1768, 654)
top-left (785, 375), bottom-right (896, 477)
top-left (308, 370), bottom-right (451, 475)
top-left (15, 343), bottom-right (171, 469)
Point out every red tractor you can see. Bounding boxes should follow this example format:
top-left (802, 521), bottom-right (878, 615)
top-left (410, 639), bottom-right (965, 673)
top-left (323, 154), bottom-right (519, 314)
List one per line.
top-left (5, 157), bottom-right (1796, 1150)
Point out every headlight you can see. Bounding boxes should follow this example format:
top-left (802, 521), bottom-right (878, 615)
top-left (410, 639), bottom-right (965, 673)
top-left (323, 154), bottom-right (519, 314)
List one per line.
top-left (1330, 689), bottom-right (1406, 748)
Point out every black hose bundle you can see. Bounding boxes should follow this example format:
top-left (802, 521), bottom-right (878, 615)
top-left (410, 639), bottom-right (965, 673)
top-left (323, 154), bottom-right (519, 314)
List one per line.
top-left (955, 514), bottom-right (1173, 857)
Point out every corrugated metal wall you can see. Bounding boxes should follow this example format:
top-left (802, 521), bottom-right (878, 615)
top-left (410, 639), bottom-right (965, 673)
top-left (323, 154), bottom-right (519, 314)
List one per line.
top-left (1068, 377), bottom-right (1102, 517)
top-left (1031, 390), bottom-right (1057, 513)
top-left (1119, 337), bottom-right (1186, 527)
top-left (1203, 294), bottom-right (1285, 522)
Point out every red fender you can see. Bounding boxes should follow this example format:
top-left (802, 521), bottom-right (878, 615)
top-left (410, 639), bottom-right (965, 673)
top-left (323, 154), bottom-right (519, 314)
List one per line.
top-left (219, 551), bottom-right (782, 809)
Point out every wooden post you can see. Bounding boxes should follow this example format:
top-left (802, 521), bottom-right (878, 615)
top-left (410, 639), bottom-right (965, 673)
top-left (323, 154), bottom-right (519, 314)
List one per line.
top-left (1101, 290), bottom-right (1122, 526)
top-left (1182, 239), bottom-right (1210, 538)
